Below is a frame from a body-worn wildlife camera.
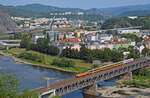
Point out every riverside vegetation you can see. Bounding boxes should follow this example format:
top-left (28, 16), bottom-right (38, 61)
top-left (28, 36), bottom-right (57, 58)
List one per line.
top-left (0, 72), bottom-right (38, 98)
top-left (3, 31), bottom-right (141, 72)
top-left (122, 68), bottom-right (150, 88)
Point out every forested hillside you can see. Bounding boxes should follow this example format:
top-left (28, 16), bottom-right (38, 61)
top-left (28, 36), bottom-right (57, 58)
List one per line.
top-left (101, 17), bottom-right (150, 29)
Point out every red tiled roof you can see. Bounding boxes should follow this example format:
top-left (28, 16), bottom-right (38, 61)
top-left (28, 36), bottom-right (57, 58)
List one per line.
top-left (56, 38), bottom-right (81, 43)
top-left (87, 33), bottom-right (94, 36)
top-left (114, 41), bottom-right (129, 44)
top-left (104, 40), bottom-right (111, 42)
top-left (112, 37), bottom-right (118, 40)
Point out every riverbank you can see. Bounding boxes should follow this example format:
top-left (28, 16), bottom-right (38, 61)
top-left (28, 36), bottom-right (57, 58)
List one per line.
top-left (0, 48), bottom-right (93, 73)
top-left (98, 85), bottom-right (150, 98)
top-left (0, 51), bottom-right (78, 73)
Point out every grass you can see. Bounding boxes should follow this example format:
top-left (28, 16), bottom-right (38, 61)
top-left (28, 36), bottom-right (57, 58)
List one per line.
top-left (0, 34), bottom-right (13, 39)
top-left (3, 48), bottom-right (92, 72)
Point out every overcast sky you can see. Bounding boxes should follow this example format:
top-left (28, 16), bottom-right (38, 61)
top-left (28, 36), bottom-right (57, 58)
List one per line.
top-left (1, 0), bottom-right (150, 9)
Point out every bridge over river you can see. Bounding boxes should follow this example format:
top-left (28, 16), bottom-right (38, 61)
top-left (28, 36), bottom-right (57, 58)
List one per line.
top-left (0, 40), bottom-right (20, 49)
top-left (35, 57), bottom-right (150, 98)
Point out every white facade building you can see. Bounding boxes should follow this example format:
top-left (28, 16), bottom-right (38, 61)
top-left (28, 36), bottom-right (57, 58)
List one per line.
top-left (31, 33), bottom-right (45, 44)
top-left (118, 29), bottom-right (140, 34)
top-left (98, 34), bottom-right (113, 43)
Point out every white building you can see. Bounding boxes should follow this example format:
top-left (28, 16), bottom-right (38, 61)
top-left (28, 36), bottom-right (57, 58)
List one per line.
top-left (46, 31), bottom-right (60, 41)
top-left (31, 33), bottom-right (45, 44)
top-left (117, 29), bottom-right (140, 34)
top-left (98, 34), bottom-right (113, 43)
top-left (128, 16), bottom-right (138, 19)
top-left (134, 44), bottom-right (145, 54)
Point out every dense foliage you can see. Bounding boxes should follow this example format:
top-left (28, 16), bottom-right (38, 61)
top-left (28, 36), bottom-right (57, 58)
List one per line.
top-left (123, 68), bottom-right (150, 88)
top-left (60, 45), bottom-right (124, 63)
top-left (18, 52), bottom-right (44, 62)
top-left (52, 96), bottom-right (61, 98)
top-left (52, 58), bottom-right (75, 67)
top-left (133, 68), bottom-right (150, 77)
top-left (0, 72), bottom-right (38, 98)
top-left (20, 33), bottom-right (60, 56)
top-left (101, 17), bottom-right (150, 29)
top-left (0, 73), bottom-right (20, 97)
top-left (127, 46), bottom-right (140, 59)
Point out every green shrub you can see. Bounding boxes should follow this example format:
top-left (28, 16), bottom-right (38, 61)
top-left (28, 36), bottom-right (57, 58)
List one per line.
top-left (51, 58), bottom-right (75, 67)
top-left (18, 52), bottom-right (44, 62)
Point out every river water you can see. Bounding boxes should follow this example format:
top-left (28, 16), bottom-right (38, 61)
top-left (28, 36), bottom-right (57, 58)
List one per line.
top-left (0, 55), bottom-right (118, 98)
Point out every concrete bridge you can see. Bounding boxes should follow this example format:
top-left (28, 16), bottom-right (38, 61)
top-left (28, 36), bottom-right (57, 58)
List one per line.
top-left (0, 40), bottom-right (20, 49)
top-left (35, 57), bottom-right (150, 98)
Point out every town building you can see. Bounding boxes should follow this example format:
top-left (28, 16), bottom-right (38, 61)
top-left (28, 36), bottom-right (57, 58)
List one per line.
top-left (117, 29), bottom-right (140, 34)
top-left (31, 33), bottom-right (45, 44)
top-left (46, 31), bottom-right (60, 41)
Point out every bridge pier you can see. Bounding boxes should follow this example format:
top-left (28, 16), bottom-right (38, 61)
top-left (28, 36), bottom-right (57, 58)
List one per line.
top-left (38, 89), bottom-right (56, 98)
top-left (83, 83), bottom-right (100, 98)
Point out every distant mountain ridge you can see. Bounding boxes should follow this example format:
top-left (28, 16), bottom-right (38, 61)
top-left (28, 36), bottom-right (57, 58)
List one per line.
top-left (13, 3), bottom-right (150, 17)
top-left (101, 4), bottom-right (150, 17)
top-left (0, 3), bottom-right (150, 19)
top-left (16, 4), bottom-right (104, 16)
top-left (0, 4), bottom-right (104, 18)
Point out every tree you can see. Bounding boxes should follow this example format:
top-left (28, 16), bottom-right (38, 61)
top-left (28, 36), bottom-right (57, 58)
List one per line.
top-left (57, 34), bottom-right (59, 40)
top-left (19, 89), bottom-right (38, 98)
top-left (60, 47), bottom-right (71, 58)
top-left (13, 32), bottom-right (22, 40)
top-left (0, 72), bottom-right (39, 98)
top-left (20, 32), bottom-right (31, 48)
top-left (80, 44), bottom-right (89, 60)
top-left (142, 47), bottom-right (148, 57)
top-left (60, 47), bottom-right (79, 59)
top-left (37, 38), bottom-right (49, 53)
top-left (133, 68), bottom-right (150, 77)
top-left (93, 49), bottom-right (104, 60)
top-left (63, 33), bottom-right (67, 40)
top-left (48, 46), bottom-right (60, 56)
top-left (128, 51), bottom-right (140, 59)
top-left (112, 51), bottom-right (124, 62)
top-left (85, 50), bottom-right (95, 63)
top-left (46, 33), bottom-right (50, 42)
top-left (102, 48), bottom-right (112, 62)
top-left (92, 64), bottom-right (99, 69)
top-left (54, 32), bottom-right (57, 41)
top-left (51, 58), bottom-right (75, 67)
top-left (0, 73), bottom-right (20, 97)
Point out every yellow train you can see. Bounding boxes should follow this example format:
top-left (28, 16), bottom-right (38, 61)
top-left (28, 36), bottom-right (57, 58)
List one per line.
top-left (76, 58), bottom-right (134, 78)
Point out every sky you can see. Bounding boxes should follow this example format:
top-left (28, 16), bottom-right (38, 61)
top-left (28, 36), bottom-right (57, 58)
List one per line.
top-left (1, 0), bottom-right (150, 9)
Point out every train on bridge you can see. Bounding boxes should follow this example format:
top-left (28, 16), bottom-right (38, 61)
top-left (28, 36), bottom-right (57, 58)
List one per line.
top-left (76, 58), bottom-right (134, 77)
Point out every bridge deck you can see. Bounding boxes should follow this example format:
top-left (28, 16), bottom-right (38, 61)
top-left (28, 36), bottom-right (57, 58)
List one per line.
top-left (35, 58), bottom-right (148, 95)
top-left (49, 58), bottom-right (145, 89)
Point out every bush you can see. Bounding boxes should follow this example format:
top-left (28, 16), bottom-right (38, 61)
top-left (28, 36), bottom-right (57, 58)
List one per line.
top-left (48, 46), bottom-right (60, 56)
top-left (18, 52), bottom-right (44, 62)
top-left (92, 64), bottom-right (99, 69)
top-left (51, 58), bottom-right (75, 67)
top-left (52, 96), bottom-right (61, 98)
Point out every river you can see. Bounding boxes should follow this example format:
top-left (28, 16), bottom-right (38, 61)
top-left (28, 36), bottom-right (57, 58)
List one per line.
top-left (0, 55), bottom-right (119, 98)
